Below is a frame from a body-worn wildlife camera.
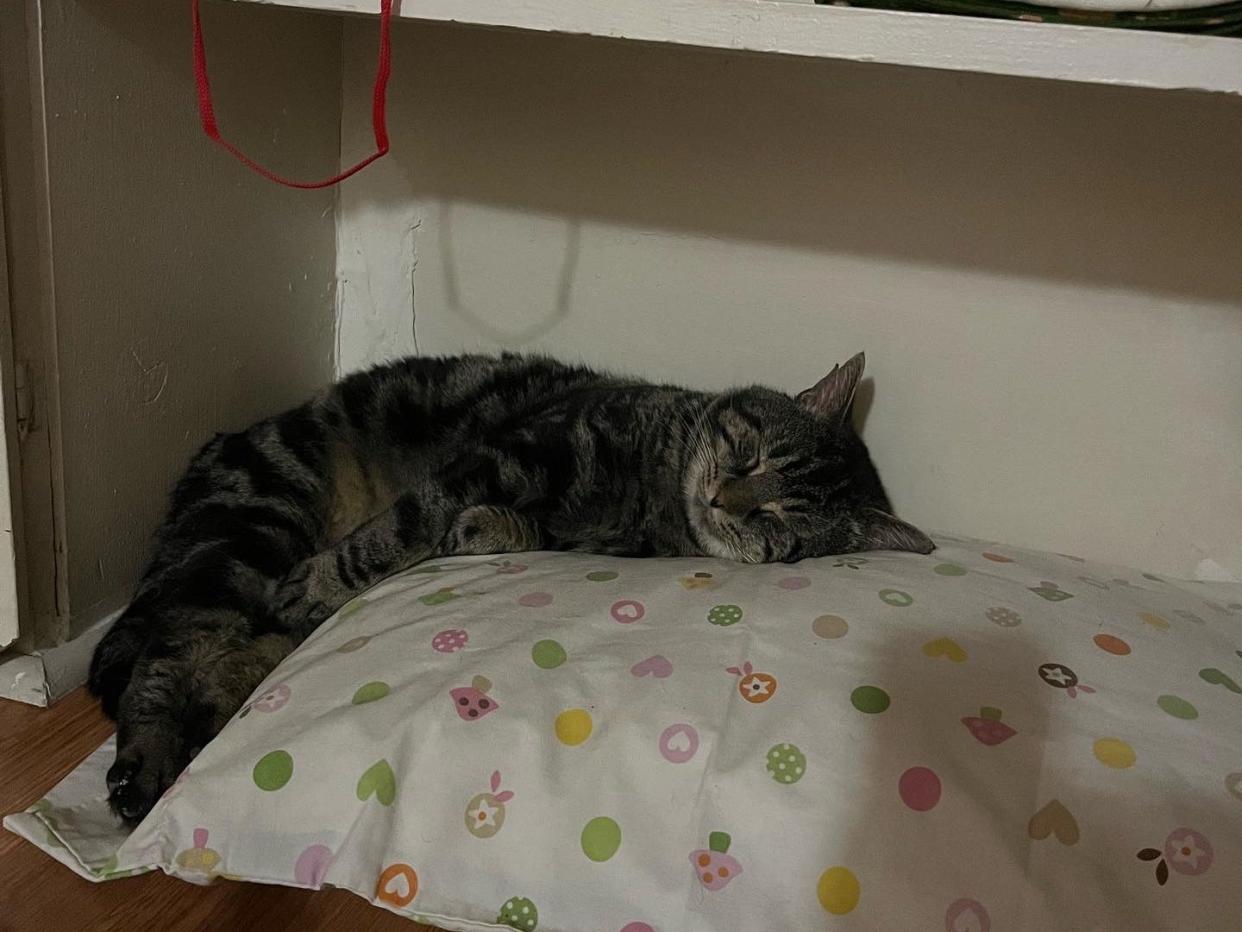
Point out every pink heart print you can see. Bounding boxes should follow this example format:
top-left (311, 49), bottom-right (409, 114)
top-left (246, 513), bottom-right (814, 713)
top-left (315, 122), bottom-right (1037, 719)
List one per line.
top-left (631, 655), bottom-right (672, 678)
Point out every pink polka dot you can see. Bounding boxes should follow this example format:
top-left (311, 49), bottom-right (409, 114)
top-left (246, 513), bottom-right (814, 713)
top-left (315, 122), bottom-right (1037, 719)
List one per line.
top-left (778, 576), bottom-right (811, 590)
top-left (898, 766), bottom-right (942, 811)
top-left (621, 924), bottom-right (655, 932)
top-left (610, 599), bottom-right (645, 623)
top-left (518, 592), bottom-right (553, 608)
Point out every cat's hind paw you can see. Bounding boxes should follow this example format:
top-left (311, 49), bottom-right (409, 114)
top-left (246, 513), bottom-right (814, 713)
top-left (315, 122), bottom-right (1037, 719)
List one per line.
top-left (106, 745), bottom-right (186, 825)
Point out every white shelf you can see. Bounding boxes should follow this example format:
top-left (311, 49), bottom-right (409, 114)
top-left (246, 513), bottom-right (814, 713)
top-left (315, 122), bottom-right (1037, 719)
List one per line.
top-left (226, 0), bottom-right (1242, 95)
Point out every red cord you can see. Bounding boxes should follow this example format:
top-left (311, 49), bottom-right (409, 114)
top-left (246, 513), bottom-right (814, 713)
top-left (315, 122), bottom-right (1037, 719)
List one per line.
top-left (191, 0), bottom-right (392, 189)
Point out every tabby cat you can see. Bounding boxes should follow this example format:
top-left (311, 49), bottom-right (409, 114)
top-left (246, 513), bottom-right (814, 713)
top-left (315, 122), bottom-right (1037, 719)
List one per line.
top-left (89, 352), bottom-right (931, 822)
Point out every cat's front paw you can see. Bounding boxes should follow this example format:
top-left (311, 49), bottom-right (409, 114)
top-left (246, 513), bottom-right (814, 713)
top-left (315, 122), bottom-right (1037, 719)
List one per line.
top-left (273, 557), bottom-right (346, 635)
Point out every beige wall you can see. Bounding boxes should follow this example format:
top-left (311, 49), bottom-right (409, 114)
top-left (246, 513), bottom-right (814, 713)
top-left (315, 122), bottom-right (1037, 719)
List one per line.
top-left (7, 0), bottom-right (341, 646)
top-left (338, 21), bottom-right (1242, 580)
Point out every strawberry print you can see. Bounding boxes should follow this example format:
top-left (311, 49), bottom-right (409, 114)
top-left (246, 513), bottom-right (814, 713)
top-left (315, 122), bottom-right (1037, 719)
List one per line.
top-left (451, 675), bottom-right (499, 721)
top-left (961, 707), bottom-right (1016, 745)
top-left (690, 831), bottom-right (742, 891)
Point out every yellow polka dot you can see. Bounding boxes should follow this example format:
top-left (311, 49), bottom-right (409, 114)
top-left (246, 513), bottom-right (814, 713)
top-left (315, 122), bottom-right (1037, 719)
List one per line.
top-left (1093, 737), bottom-right (1136, 769)
top-left (555, 708), bottom-right (593, 746)
top-left (1138, 612), bottom-right (1169, 630)
top-left (817, 866), bottom-right (860, 915)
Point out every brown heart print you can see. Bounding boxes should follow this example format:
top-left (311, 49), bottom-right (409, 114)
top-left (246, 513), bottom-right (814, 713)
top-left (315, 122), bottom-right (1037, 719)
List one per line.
top-left (1028, 799), bottom-right (1080, 845)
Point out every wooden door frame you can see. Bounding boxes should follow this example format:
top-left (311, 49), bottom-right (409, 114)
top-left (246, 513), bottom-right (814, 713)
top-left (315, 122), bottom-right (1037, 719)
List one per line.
top-left (0, 0), bottom-right (66, 687)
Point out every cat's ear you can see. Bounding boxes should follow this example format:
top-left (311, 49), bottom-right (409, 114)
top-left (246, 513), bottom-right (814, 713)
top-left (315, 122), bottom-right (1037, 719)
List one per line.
top-left (862, 509), bottom-right (935, 554)
top-left (798, 352), bottom-right (866, 426)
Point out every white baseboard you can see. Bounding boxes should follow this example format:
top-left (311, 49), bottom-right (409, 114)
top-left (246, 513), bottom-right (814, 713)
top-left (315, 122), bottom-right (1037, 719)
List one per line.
top-left (0, 608), bottom-right (122, 707)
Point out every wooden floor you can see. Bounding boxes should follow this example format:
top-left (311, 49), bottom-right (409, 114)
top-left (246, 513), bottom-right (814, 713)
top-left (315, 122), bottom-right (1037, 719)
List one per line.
top-left (0, 688), bottom-right (442, 931)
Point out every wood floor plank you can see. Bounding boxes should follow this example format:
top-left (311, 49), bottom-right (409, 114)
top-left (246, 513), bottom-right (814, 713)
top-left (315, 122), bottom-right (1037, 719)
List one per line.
top-left (0, 689), bottom-right (442, 931)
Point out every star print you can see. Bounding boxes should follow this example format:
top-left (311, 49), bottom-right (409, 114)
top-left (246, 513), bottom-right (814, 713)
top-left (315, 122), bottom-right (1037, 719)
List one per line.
top-left (747, 680), bottom-right (771, 696)
top-left (1041, 666), bottom-right (1071, 685)
top-left (470, 799), bottom-right (499, 827)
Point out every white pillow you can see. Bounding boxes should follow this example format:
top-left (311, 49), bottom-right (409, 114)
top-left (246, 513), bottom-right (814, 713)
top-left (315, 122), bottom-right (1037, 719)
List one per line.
top-left (9, 537), bottom-right (1242, 931)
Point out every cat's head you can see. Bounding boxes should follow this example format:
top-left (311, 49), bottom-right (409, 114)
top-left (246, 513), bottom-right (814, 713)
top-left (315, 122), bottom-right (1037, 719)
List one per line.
top-left (684, 352), bottom-right (933, 563)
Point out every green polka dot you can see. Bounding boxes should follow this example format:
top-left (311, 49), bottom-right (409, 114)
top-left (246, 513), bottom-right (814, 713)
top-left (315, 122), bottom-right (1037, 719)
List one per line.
top-left (708, 604), bottom-right (743, 626)
top-left (532, 639), bottom-right (567, 669)
top-left (580, 816), bottom-right (622, 862)
top-left (879, 589), bottom-right (914, 607)
top-left (933, 563), bottom-right (967, 576)
top-left (586, 571), bottom-right (618, 582)
top-left (1157, 694), bottom-right (1198, 720)
top-left (352, 681), bottom-right (390, 704)
top-left (850, 685), bottom-right (891, 714)
top-left (338, 597), bottom-right (370, 618)
top-left (766, 743), bottom-right (807, 784)
top-left (419, 587), bottom-right (460, 605)
top-left (253, 750), bottom-right (293, 791)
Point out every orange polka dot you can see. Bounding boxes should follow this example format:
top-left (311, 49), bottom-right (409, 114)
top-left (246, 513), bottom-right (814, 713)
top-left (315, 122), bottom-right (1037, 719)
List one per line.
top-left (718, 867), bottom-right (729, 877)
top-left (697, 853), bottom-right (711, 867)
top-left (702, 872), bottom-right (713, 884)
top-left (1093, 633), bottom-right (1131, 656)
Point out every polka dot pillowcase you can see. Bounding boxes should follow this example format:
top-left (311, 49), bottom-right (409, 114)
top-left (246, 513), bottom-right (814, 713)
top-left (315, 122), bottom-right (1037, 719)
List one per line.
top-left (7, 537), bottom-right (1242, 931)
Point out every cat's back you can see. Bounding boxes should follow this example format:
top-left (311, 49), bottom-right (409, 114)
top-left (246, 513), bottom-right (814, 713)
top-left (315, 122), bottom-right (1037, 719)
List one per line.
top-left (324, 352), bottom-right (638, 442)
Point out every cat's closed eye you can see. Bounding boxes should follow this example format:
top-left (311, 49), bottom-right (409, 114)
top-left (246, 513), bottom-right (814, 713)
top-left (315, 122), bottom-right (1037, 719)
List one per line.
top-left (737, 454), bottom-right (760, 475)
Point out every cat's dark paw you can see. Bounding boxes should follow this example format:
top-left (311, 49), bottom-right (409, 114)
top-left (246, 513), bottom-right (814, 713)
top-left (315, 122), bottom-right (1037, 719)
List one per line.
top-left (274, 560), bottom-right (312, 611)
top-left (106, 746), bottom-right (185, 825)
top-left (272, 558), bottom-right (341, 635)
top-left (274, 595), bottom-right (333, 633)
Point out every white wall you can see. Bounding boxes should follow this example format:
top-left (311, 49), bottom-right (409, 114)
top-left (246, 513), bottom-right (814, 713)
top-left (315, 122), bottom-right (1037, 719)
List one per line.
top-left (337, 20), bottom-right (1242, 580)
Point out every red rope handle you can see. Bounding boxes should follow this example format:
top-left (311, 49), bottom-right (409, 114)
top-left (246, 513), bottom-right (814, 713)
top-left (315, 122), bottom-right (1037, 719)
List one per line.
top-left (191, 0), bottom-right (392, 189)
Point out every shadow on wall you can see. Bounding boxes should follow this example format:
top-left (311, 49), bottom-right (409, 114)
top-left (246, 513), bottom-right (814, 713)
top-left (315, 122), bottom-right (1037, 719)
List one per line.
top-left (380, 21), bottom-right (1242, 306)
top-left (437, 203), bottom-right (582, 345)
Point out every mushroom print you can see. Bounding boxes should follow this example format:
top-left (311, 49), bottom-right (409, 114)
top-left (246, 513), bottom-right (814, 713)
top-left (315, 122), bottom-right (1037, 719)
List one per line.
top-left (680, 571), bottom-right (715, 590)
top-left (727, 662), bottom-right (777, 703)
top-left (432, 629), bottom-right (469, 653)
top-left (498, 896), bottom-right (539, 930)
top-left (1137, 828), bottom-right (1214, 885)
top-left (690, 831), bottom-right (743, 891)
top-left (238, 683), bottom-right (290, 718)
top-left (465, 771), bottom-right (514, 839)
top-left (450, 675), bottom-right (500, 721)
top-left (1037, 662), bottom-right (1095, 698)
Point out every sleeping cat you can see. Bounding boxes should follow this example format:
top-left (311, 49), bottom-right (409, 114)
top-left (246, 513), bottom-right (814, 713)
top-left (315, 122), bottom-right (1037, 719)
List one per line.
top-left (89, 351), bottom-right (931, 822)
